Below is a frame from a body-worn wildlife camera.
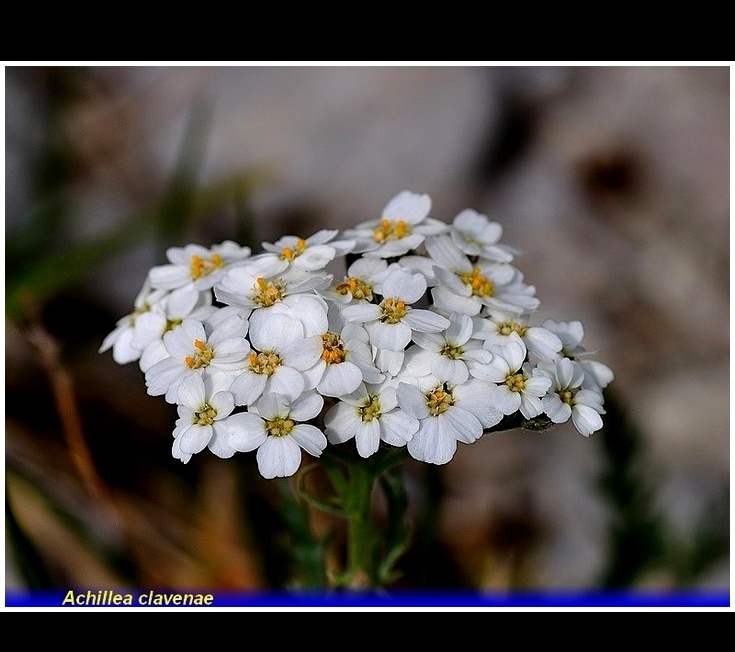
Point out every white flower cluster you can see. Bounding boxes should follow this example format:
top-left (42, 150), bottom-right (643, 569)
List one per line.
top-left (100, 191), bottom-right (613, 478)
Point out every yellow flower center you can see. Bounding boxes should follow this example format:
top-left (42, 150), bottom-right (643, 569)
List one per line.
top-left (281, 239), bottom-right (307, 261)
top-left (559, 389), bottom-right (575, 405)
top-left (359, 394), bottom-right (382, 422)
top-left (248, 350), bottom-right (282, 376)
top-left (185, 339), bottom-right (214, 369)
top-left (164, 317), bottom-right (182, 333)
top-left (193, 403), bottom-right (217, 426)
top-left (505, 372), bottom-right (527, 393)
top-left (380, 297), bottom-right (408, 324)
top-left (335, 276), bottom-right (374, 301)
top-left (426, 384), bottom-right (455, 416)
top-left (129, 302), bottom-right (151, 326)
top-left (459, 267), bottom-right (494, 297)
top-left (253, 277), bottom-right (285, 307)
top-left (190, 253), bottom-right (224, 280)
top-left (373, 219), bottom-right (411, 243)
top-left (266, 416), bottom-right (296, 437)
top-left (321, 332), bottom-right (348, 364)
top-left (440, 343), bottom-right (464, 360)
top-left (498, 321), bottom-right (527, 337)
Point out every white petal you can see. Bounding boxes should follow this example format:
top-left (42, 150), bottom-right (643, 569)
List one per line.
top-left (430, 286), bottom-right (480, 316)
top-left (208, 422), bottom-right (236, 459)
top-left (572, 404), bottom-right (604, 436)
top-left (268, 367), bottom-right (306, 403)
top-left (179, 423), bottom-right (212, 455)
top-left (494, 387), bottom-right (522, 415)
top-left (368, 321), bottom-right (412, 351)
top-left (543, 395), bottom-right (572, 424)
top-left (382, 190), bottom-right (431, 224)
top-left (379, 410), bottom-right (418, 446)
top-left (148, 264), bottom-right (191, 290)
top-left (402, 309), bottom-right (450, 333)
top-left (324, 403), bottom-right (362, 444)
top-left (249, 310), bottom-right (304, 350)
top-left (355, 419), bottom-right (381, 458)
top-left (290, 424), bottom-right (328, 458)
top-left (318, 362), bottom-right (363, 397)
top-left (382, 269), bottom-right (426, 304)
top-left (432, 356), bottom-right (469, 385)
top-left (227, 412), bottom-right (268, 451)
top-left (283, 335), bottom-right (324, 371)
top-left (407, 418), bottom-right (456, 465)
top-left (341, 303), bottom-right (382, 324)
top-left (445, 313), bottom-right (473, 345)
top-left (442, 407), bottom-right (482, 444)
top-left (257, 436), bottom-right (302, 478)
top-left (373, 348), bottom-right (404, 376)
top-left (396, 383), bottom-right (430, 419)
top-left (519, 394), bottom-right (543, 419)
top-left (289, 391), bottom-right (324, 421)
top-left (230, 371), bottom-right (267, 406)
top-left (455, 380), bottom-right (504, 428)
top-left (210, 391), bottom-right (235, 419)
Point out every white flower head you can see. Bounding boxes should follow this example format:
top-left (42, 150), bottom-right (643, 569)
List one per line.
top-left (341, 267), bottom-right (450, 352)
top-left (229, 311), bottom-right (323, 406)
top-left (426, 235), bottom-right (539, 317)
top-left (449, 208), bottom-right (518, 263)
top-left (98, 280), bottom-right (168, 365)
top-left (172, 373), bottom-right (237, 463)
top-left (324, 382), bottom-right (419, 458)
top-left (144, 316), bottom-right (250, 403)
top-left (342, 190), bottom-right (447, 258)
top-left (325, 257), bottom-right (390, 306)
top-left (405, 312), bottom-right (492, 386)
top-left (540, 357), bottom-right (606, 436)
top-left (473, 336), bottom-right (552, 419)
top-left (302, 323), bottom-right (385, 398)
top-left (257, 229), bottom-right (356, 276)
top-left (148, 241), bottom-right (252, 292)
top-left (131, 287), bottom-right (215, 373)
top-left (473, 311), bottom-right (562, 363)
top-left (397, 377), bottom-right (503, 465)
top-left (227, 392), bottom-right (327, 479)
top-left (541, 318), bottom-right (614, 389)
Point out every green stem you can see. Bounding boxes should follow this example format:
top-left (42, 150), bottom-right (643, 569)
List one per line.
top-left (343, 459), bottom-right (379, 588)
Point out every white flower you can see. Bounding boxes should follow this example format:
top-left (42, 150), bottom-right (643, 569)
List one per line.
top-left (473, 336), bottom-right (552, 419)
top-left (214, 257), bottom-right (330, 338)
top-left (341, 267), bottom-right (449, 352)
top-left (324, 257), bottom-right (389, 306)
top-left (541, 318), bottom-right (614, 390)
top-left (449, 208), bottom-right (517, 262)
top-left (303, 324), bottom-right (384, 398)
top-left (397, 377), bottom-right (503, 465)
top-left (148, 241), bottom-right (252, 292)
top-left (472, 311), bottom-right (562, 363)
top-left (540, 357), bottom-right (606, 436)
top-left (256, 229), bottom-right (355, 276)
top-left (228, 311), bottom-right (323, 406)
top-left (342, 190), bottom-right (447, 258)
top-left (172, 373), bottom-right (237, 463)
top-left (227, 392), bottom-right (327, 479)
top-left (405, 312), bottom-right (491, 385)
top-left (130, 287), bottom-right (215, 373)
top-left (324, 382), bottom-right (419, 458)
top-left (145, 316), bottom-right (250, 403)
top-left (98, 281), bottom-right (168, 365)
top-left (426, 235), bottom-right (539, 316)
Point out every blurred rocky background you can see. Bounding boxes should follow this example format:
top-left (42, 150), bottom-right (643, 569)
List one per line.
top-left (5, 65), bottom-right (729, 598)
